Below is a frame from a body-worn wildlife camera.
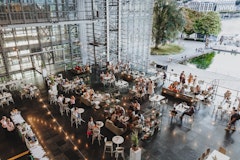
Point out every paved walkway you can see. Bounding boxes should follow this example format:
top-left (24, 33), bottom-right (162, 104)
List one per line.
top-left (149, 40), bottom-right (240, 97)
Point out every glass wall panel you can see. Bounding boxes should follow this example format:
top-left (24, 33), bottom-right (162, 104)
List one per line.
top-left (21, 57), bottom-right (32, 69)
top-left (8, 57), bottom-right (20, 72)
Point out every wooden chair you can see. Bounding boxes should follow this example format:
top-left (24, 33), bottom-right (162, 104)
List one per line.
top-left (218, 146), bottom-right (226, 154)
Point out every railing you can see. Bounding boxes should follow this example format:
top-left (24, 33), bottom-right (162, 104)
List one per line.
top-left (166, 71), bottom-right (240, 107)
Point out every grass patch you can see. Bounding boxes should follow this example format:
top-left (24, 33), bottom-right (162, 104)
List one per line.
top-left (151, 44), bottom-right (184, 55)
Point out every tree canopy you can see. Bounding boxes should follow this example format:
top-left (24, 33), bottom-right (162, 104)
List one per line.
top-left (182, 8), bottom-right (202, 36)
top-left (152, 0), bottom-right (185, 48)
top-left (193, 11), bottom-right (221, 37)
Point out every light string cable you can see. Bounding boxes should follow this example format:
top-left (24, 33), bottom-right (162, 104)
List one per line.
top-left (36, 95), bottom-right (87, 160)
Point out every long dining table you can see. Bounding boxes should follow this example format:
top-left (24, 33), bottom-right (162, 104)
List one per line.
top-left (206, 150), bottom-right (230, 160)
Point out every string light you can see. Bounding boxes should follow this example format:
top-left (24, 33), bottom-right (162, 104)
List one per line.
top-left (25, 86), bottom-right (87, 160)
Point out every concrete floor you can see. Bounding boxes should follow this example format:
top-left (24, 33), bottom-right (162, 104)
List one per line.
top-left (0, 67), bottom-right (239, 160)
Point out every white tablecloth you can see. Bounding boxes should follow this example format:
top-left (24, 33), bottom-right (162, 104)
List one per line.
top-left (29, 145), bottom-right (46, 159)
top-left (206, 150), bottom-right (230, 160)
top-left (115, 80), bottom-right (129, 88)
top-left (175, 103), bottom-right (190, 113)
top-left (149, 94), bottom-right (165, 102)
top-left (11, 113), bottom-right (25, 124)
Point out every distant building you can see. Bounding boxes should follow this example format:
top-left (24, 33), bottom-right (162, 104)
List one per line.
top-left (187, 0), bottom-right (237, 12)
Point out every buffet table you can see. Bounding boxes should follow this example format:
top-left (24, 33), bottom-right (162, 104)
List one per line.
top-left (206, 150), bottom-right (230, 160)
top-left (10, 109), bottom-right (49, 160)
top-left (162, 87), bottom-right (195, 105)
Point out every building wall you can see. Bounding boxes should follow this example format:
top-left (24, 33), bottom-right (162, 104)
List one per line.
top-left (188, 0), bottom-right (236, 12)
top-left (0, 0), bottom-right (154, 77)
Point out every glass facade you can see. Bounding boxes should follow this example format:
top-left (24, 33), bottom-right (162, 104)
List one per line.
top-left (0, 0), bottom-right (154, 77)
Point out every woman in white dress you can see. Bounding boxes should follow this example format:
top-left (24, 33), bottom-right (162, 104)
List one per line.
top-left (148, 80), bottom-right (154, 95)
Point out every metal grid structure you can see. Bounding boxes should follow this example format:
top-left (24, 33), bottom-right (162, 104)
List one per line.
top-left (120, 0), bottom-right (154, 71)
top-left (0, 0), bottom-right (154, 79)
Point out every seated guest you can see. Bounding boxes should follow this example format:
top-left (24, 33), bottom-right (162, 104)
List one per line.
top-left (72, 107), bottom-right (79, 117)
top-left (226, 111), bottom-right (240, 131)
top-left (133, 100), bottom-right (141, 114)
top-left (87, 117), bottom-right (95, 138)
top-left (79, 78), bottom-right (84, 85)
top-left (129, 103), bottom-right (135, 112)
top-left (224, 90), bottom-right (232, 101)
top-left (180, 106), bottom-right (195, 121)
top-left (1, 116), bottom-right (7, 129)
top-left (84, 92), bottom-right (90, 99)
top-left (179, 86), bottom-right (185, 94)
top-left (85, 65), bottom-right (90, 72)
top-left (194, 85), bottom-right (201, 95)
top-left (114, 119), bottom-right (127, 128)
top-left (116, 105), bottom-right (125, 116)
top-left (111, 111), bottom-right (118, 122)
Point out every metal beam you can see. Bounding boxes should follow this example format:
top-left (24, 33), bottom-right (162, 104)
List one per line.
top-left (1, 19), bottom-right (105, 29)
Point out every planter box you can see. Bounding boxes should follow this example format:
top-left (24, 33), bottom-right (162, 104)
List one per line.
top-left (130, 148), bottom-right (141, 160)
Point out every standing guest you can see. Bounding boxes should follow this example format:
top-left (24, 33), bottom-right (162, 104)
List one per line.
top-left (148, 80), bottom-right (154, 95)
top-left (188, 73), bottom-right (193, 85)
top-left (163, 72), bottom-right (167, 83)
top-left (193, 75), bottom-right (197, 86)
top-left (179, 71), bottom-right (185, 84)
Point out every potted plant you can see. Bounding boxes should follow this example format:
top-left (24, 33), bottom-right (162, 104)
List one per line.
top-left (131, 131), bottom-right (139, 151)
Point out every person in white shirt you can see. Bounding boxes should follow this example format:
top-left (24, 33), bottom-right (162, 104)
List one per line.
top-left (57, 94), bottom-right (64, 103)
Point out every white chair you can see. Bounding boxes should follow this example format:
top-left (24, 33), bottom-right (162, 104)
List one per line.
top-left (63, 85), bottom-right (71, 94)
top-left (34, 89), bottom-right (40, 98)
top-left (0, 98), bottom-right (9, 107)
top-left (58, 74), bottom-right (63, 79)
top-left (8, 83), bottom-right (16, 91)
top-left (160, 98), bottom-right (168, 112)
top-left (70, 84), bottom-right (76, 93)
top-left (29, 90), bottom-right (35, 99)
top-left (92, 128), bottom-right (102, 145)
top-left (20, 89), bottom-right (28, 99)
top-left (58, 102), bottom-right (65, 116)
top-left (115, 147), bottom-right (125, 160)
top-left (103, 137), bottom-right (113, 157)
top-left (6, 96), bottom-right (14, 104)
top-left (49, 95), bottom-right (58, 105)
top-left (70, 113), bottom-right (78, 128)
top-left (64, 106), bottom-right (71, 116)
